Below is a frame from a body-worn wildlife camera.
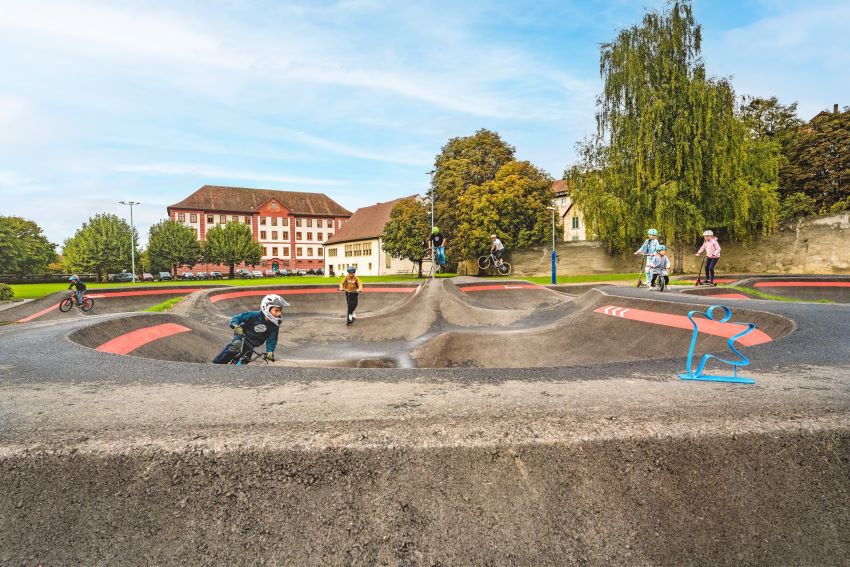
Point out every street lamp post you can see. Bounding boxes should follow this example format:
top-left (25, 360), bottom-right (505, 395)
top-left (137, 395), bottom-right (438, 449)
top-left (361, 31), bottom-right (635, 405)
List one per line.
top-left (119, 201), bottom-right (140, 283)
top-left (427, 170), bottom-right (436, 277)
top-left (547, 206), bottom-right (557, 284)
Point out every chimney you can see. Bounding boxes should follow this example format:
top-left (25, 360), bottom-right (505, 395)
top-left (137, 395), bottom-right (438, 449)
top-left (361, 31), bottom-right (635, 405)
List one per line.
top-left (835, 104), bottom-right (840, 114)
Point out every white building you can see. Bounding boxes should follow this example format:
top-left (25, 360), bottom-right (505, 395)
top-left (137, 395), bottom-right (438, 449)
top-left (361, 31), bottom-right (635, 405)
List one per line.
top-left (552, 180), bottom-right (587, 241)
top-left (323, 196), bottom-right (420, 277)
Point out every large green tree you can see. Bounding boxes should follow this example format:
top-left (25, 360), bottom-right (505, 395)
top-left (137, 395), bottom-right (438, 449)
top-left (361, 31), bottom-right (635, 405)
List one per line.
top-left (62, 214), bottom-right (136, 282)
top-left (569, 1), bottom-right (780, 270)
top-left (780, 106), bottom-right (850, 213)
top-left (431, 129), bottom-right (516, 261)
top-left (147, 220), bottom-right (202, 275)
top-left (0, 216), bottom-right (57, 277)
top-left (739, 96), bottom-right (803, 155)
top-left (381, 198), bottom-right (431, 277)
top-left (203, 222), bottom-right (262, 278)
top-left (454, 161), bottom-right (554, 259)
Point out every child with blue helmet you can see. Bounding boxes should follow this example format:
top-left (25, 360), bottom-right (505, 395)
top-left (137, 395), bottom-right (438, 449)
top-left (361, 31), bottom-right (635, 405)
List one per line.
top-left (648, 245), bottom-right (671, 290)
top-left (634, 229), bottom-right (660, 287)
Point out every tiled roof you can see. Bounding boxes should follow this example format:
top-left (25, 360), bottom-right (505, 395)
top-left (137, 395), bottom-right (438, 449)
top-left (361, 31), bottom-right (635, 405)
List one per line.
top-left (551, 179), bottom-right (570, 194)
top-left (168, 185), bottom-right (352, 217)
top-left (324, 196), bottom-right (417, 245)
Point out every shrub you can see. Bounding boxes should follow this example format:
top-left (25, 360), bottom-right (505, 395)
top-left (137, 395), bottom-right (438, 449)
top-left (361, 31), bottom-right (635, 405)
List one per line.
top-left (0, 283), bottom-right (13, 300)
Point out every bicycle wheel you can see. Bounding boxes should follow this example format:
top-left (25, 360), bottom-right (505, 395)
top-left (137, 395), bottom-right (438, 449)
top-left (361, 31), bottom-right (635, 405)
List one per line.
top-left (497, 261), bottom-right (512, 276)
top-left (59, 298), bottom-right (73, 312)
top-left (81, 298), bottom-right (95, 311)
top-left (657, 276), bottom-right (666, 292)
top-left (477, 255), bottom-right (491, 270)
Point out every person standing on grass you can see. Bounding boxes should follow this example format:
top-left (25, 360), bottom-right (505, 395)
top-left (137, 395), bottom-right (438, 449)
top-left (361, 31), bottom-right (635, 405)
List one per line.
top-left (695, 230), bottom-right (721, 285)
top-left (339, 266), bottom-right (363, 326)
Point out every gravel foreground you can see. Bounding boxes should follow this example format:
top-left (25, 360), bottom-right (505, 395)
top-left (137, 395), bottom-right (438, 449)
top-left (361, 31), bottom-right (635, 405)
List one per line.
top-left (1, 366), bottom-right (848, 565)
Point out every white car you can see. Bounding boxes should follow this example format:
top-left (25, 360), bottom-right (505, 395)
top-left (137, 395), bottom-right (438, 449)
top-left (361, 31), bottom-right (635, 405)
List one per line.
top-left (251, 270), bottom-right (263, 278)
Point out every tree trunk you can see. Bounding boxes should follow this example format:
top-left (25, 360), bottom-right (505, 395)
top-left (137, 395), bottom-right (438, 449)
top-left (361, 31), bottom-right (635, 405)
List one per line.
top-left (417, 260), bottom-right (423, 278)
top-left (229, 264), bottom-right (235, 279)
top-left (673, 238), bottom-right (684, 274)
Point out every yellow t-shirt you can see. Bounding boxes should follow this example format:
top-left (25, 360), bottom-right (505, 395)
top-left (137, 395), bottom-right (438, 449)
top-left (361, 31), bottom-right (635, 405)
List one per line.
top-left (339, 274), bottom-right (362, 292)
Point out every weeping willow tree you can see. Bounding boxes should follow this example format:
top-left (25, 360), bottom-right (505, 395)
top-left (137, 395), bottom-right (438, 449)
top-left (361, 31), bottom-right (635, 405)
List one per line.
top-left (569, 1), bottom-right (779, 271)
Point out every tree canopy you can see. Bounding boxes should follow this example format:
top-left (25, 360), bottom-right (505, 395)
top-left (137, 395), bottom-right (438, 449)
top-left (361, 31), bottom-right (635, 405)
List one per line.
top-left (0, 216), bottom-right (57, 276)
top-left (381, 198), bottom-right (431, 277)
top-left (203, 222), bottom-right (262, 278)
top-left (453, 161), bottom-right (554, 259)
top-left (781, 107), bottom-right (850, 214)
top-left (568, 1), bottom-right (780, 269)
top-left (147, 220), bottom-right (202, 274)
top-left (62, 213), bottom-right (136, 281)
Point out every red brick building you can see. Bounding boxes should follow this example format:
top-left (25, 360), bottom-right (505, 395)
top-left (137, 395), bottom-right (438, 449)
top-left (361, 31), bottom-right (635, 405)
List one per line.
top-left (167, 185), bottom-right (352, 273)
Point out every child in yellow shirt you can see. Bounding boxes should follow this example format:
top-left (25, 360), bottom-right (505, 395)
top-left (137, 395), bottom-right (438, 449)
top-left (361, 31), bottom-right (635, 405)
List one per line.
top-left (338, 266), bottom-right (363, 325)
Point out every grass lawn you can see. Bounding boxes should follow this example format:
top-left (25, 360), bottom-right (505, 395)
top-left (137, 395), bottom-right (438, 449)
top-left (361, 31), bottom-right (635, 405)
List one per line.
top-left (143, 296), bottom-right (186, 312)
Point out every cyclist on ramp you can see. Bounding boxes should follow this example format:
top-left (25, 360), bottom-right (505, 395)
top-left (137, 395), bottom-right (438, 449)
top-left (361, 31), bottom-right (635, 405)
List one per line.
top-left (212, 294), bottom-right (288, 364)
top-left (68, 275), bottom-right (87, 308)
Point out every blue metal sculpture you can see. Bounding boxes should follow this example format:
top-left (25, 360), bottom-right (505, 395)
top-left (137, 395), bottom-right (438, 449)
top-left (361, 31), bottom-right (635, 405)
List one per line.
top-left (679, 305), bottom-right (756, 384)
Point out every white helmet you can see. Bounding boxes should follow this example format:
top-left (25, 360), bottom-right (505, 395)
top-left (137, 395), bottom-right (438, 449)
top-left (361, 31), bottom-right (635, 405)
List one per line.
top-left (260, 294), bottom-right (289, 326)
top-left (703, 230), bottom-right (714, 237)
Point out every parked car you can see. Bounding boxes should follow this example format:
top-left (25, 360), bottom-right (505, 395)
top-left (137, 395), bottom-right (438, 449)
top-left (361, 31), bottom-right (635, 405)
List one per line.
top-left (209, 271), bottom-right (223, 279)
top-left (251, 270), bottom-right (264, 278)
top-left (180, 272), bottom-right (195, 280)
top-left (140, 272), bottom-right (154, 282)
top-left (263, 269), bottom-right (277, 278)
top-left (313, 268), bottom-right (324, 276)
top-left (235, 268), bottom-right (252, 278)
top-left (296, 269), bottom-right (308, 276)
top-left (111, 272), bottom-right (136, 283)
top-left (195, 272), bottom-right (208, 280)
top-left (158, 272), bottom-right (173, 281)
top-left (278, 269), bottom-right (289, 277)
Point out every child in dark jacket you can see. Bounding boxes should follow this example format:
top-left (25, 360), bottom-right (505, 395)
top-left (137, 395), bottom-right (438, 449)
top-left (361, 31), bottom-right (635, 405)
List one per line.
top-left (212, 294), bottom-right (288, 364)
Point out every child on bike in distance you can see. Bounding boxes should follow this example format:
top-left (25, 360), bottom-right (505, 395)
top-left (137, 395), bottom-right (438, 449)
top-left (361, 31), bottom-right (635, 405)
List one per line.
top-left (648, 245), bottom-right (671, 290)
top-left (490, 234), bottom-right (505, 266)
top-left (429, 226), bottom-right (447, 269)
top-left (339, 266), bottom-right (363, 325)
top-left (695, 230), bottom-right (721, 285)
top-left (212, 294), bottom-right (287, 364)
top-left (634, 228), bottom-right (660, 287)
top-left (68, 275), bottom-right (87, 308)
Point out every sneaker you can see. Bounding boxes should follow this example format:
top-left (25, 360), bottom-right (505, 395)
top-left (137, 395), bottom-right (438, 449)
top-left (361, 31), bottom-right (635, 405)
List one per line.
top-left (347, 314), bottom-right (353, 325)
top-left (351, 313), bottom-right (356, 320)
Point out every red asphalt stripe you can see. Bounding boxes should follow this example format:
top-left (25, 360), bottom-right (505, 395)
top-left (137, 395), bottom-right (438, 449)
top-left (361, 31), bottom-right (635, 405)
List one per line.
top-left (210, 286), bottom-right (416, 303)
top-left (87, 288), bottom-right (204, 298)
top-left (594, 305), bottom-right (772, 346)
top-left (17, 303), bottom-right (61, 323)
top-left (753, 281), bottom-right (850, 288)
top-left (95, 323), bottom-right (192, 355)
top-left (460, 284), bottom-right (541, 292)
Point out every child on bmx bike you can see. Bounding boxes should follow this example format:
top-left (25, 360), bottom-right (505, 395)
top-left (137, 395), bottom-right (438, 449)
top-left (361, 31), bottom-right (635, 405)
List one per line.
top-left (648, 245), bottom-right (671, 291)
top-left (212, 294), bottom-right (288, 364)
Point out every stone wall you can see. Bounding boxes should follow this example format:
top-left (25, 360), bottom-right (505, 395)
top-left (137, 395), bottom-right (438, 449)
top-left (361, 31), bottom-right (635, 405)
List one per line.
top-left (460, 213), bottom-right (850, 276)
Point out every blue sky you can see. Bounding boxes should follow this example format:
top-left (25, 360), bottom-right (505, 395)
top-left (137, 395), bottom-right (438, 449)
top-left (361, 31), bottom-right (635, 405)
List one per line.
top-left (1, 0), bottom-right (848, 248)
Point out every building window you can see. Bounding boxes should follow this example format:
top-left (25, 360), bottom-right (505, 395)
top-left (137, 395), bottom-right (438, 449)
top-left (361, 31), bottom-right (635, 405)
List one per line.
top-left (307, 247), bottom-right (313, 256)
top-left (272, 246), bottom-right (278, 256)
top-left (296, 231), bottom-right (302, 240)
top-left (327, 248), bottom-right (337, 257)
top-left (178, 213), bottom-right (185, 222)
top-left (190, 213), bottom-right (198, 223)
top-left (282, 218), bottom-right (288, 226)
top-left (283, 246), bottom-right (289, 256)
top-left (327, 219), bottom-right (333, 228)
top-left (318, 248), bottom-right (323, 257)
top-left (296, 247), bottom-right (302, 256)
top-left (369, 263), bottom-right (372, 271)
top-left (306, 218), bottom-right (312, 227)
top-left (282, 231), bottom-right (289, 240)
top-left (244, 216), bottom-right (250, 224)
top-left (207, 215), bottom-right (213, 224)
top-left (220, 215), bottom-right (226, 223)
top-left (260, 217), bottom-right (266, 225)
top-left (271, 217), bottom-right (277, 226)
top-left (306, 232), bottom-right (312, 241)
top-left (572, 216), bottom-right (580, 229)
top-left (271, 231), bottom-right (277, 240)
top-left (296, 218), bottom-right (302, 227)
top-left (327, 232), bottom-right (333, 239)
top-left (260, 231), bottom-right (267, 239)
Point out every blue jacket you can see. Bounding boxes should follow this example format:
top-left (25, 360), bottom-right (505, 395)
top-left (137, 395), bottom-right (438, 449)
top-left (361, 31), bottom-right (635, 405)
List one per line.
top-left (637, 238), bottom-right (660, 256)
top-left (648, 255), bottom-right (670, 274)
top-left (230, 311), bottom-right (279, 352)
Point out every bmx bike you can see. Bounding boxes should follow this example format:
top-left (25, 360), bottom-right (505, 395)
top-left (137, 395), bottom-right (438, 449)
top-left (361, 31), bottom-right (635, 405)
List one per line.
top-left (229, 337), bottom-right (271, 366)
top-left (650, 271), bottom-right (667, 292)
top-left (59, 292), bottom-right (94, 312)
top-left (477, 252), bottom-right (512, 276)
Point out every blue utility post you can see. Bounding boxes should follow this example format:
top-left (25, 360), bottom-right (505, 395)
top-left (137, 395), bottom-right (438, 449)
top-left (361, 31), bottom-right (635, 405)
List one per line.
top-left (547, 206), bottom-right (557, 284)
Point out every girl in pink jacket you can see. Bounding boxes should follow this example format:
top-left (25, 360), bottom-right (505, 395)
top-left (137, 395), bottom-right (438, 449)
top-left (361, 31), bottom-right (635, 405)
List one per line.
top-left (695, 230), bottom-right (721, 285)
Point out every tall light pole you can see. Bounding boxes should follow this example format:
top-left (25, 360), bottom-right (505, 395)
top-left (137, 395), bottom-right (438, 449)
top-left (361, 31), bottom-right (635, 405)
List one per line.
top-left (547, 206), bottom-right (557, 284)
top-left (427, 170), bottom-right (436, 277)
top-left (119, 201), bottom-right (140, 283)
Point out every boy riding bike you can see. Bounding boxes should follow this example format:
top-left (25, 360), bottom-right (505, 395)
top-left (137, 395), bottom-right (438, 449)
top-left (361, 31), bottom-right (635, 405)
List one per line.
top-left (648, 245), bottom-right (671, 290)
top-left (429, 226), bottom-right (447, 270)
top-left (68, 275), bottom-right (87, 308)
top-left (633, 228), bottom-right (660, 287)
top-left (212, 294), bottom-right (288, 364)
top-left (490, 234), bottom-right (505, 266)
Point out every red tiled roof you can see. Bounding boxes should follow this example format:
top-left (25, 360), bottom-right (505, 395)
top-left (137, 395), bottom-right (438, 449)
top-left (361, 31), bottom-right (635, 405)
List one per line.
top-left (168, 185), bottom-right (352, 216)
top-left (551, 179), bottom-right (570, 194)
top-left (324, 196), bottom-right (417, 245)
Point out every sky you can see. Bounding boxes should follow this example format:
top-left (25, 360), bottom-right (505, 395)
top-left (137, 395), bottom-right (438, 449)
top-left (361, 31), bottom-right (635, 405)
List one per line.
top-left (1, 0), bottom-right (848, 249)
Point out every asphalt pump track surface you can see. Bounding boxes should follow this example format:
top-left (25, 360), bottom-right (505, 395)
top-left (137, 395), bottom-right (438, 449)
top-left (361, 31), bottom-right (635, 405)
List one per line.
top-left (1, 277), bottom-right (848, 565)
